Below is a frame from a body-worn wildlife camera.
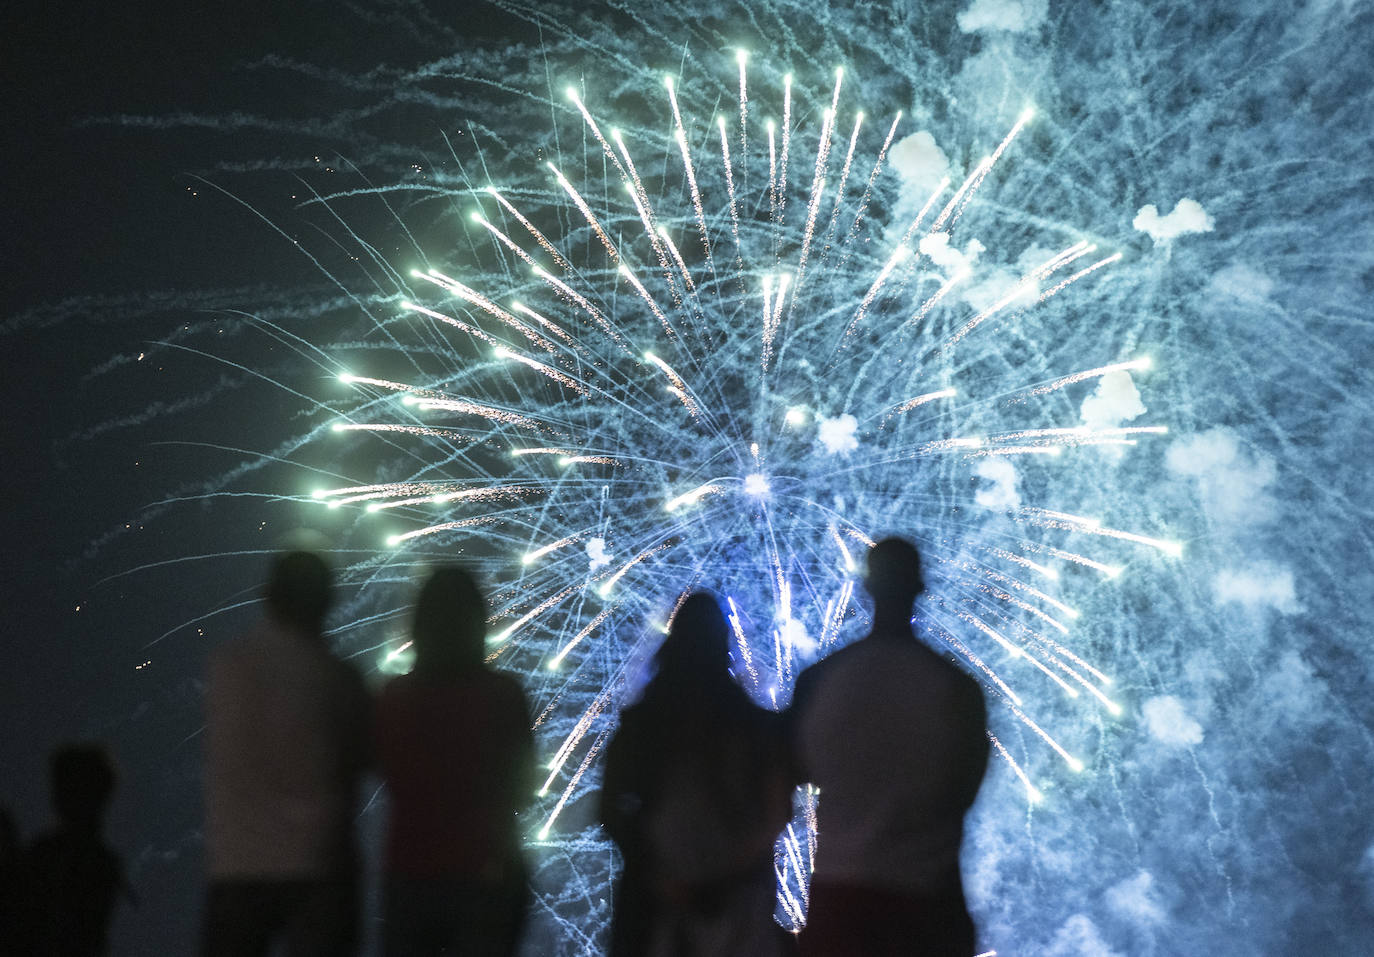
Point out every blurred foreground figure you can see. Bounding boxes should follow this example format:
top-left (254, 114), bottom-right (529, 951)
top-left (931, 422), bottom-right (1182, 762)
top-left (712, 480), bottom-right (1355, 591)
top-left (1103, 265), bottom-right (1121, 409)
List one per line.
top-left (203, 551), bottom-right (369, 957)
top-left (15, 744), bottom-right (129, 955)
top-left (600, 592), bottom-right (795, 957)
top-left (789, 538), bottom-right (989, 957)
top-left (374, 567), bottom-right (534, 957)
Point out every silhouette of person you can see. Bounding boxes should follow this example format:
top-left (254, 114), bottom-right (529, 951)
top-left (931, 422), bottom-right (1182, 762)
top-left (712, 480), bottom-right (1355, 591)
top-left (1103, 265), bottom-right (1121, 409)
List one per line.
top-left (599, 592), bottom-right (795, 957)
top-left (374, 566), bottom-right (534, 957)
top-left (13, 745), bottom-right (129, 956)
top-left (202, 550), bottom-right (370, 957)
top-left (788, 538), bottom-right (988, 956)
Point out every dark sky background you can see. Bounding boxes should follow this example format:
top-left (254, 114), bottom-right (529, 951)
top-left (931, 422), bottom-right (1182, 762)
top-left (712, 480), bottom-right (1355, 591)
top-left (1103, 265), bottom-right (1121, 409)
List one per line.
top-left (1, 3), bottom-right (540, 950)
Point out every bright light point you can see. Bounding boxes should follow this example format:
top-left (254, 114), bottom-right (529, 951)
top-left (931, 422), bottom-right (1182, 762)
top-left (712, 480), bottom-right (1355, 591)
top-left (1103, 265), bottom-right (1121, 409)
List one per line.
top-left (735, 49), bottom-right (748, 64)
top-left (521, 554), bottom-right (535, 565)
top-left (1163, 541), bottom-right (1184, 558)
top-left (1020, 106), bottom-right (1036, 122)
top-left (537, 827), bottom-right (550, 840)
top-left (546, 659), bottom-right (560, 671)
top-left (310, 489), bottom-right (326, 499)
top-left (785, 406), bottom-right (806, 426)
top-left (326, 501), bottom-right (341, 510)
top-left (618, 264), bottom-right (630, 277)
top-left (385, 535), bottom-right (401, 547)
top-left (597, 583), bottom-right (612, 599)
top-left (469, 211), bottom-right (482, 222)
top-left (337, 373), bottom-right (355, 383)
top-left (493, 346), bottom-right (512, 359)
top-left (409, 268), bottom-right (424, 277)
top-left (483, 185), bottom-right (497, 195)
top-left (365, 503), bottom-right (381, 513)
top-left (565, 85), bottom-right (578, 99)
top-left (766, 119), bottom-right (775, 132)
top-left (664, 75), bottom-right (674, 89)
top-left (1107, 702), bottom-right (1124, 717)
top-left (1028, 787), bottom-right (1045, 804)
top-left (834, 66), bottom-right (844, 78)
top-left (744, 473), bottom-right (770, 496)
top-left (1068, 758), bottom-right (1086, 773)
top-left (330, 423), bottom-right (345, 432)
top-left (717, 116), bottom-right (726, 129)
top-left (783, 73), bottom-right (792, 85)
top-left (400, 395), bottom-right (416, 406)
top-left (856, 111), bottom-right (864, 121)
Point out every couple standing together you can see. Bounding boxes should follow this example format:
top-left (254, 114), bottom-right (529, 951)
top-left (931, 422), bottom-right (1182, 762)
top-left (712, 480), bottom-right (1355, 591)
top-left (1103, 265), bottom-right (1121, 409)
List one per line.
top-left (601, 537), bottom-right (989, 957)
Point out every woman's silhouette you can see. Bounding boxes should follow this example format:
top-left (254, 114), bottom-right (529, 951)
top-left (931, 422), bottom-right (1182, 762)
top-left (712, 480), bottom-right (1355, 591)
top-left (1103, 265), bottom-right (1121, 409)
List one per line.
top-left (600, 592), bottom-right (795, 957)
top-left (375, 567), bottom-right (534, 957)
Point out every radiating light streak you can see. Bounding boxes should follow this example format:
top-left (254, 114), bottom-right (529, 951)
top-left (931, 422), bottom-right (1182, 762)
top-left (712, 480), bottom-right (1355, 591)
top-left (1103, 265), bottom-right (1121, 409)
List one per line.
top-left (717, 116), bottom-right (743, 256)
top-left (825, 111), bottom-right (864, 239)
top-left (531, 266), bottom-right (628, 350)
top-left (726, 596), bottom-right (758, 681)
top-left (840, 244), bottom-right (910, 344)
top-left (521, 535), bottom-right (579, 565)
top-left (986, 547), bottom-right (1059, 581)
top-left (843, 111), bottom-right (902, 247)
top-left (410, 398), bottom-right (547, 430)
top-left (1037, 544), bottom-right (1123, 578)
top-left (549, 608), bottom-right (612, 670)
top-left (386, 516), bottom-right (494, 546)
top-left (596, 545), bottom-right (664, 598)
top-left (491, 584), bottom-right (579, 644)
top-left (470, 211), bottom-right (540, 271)
top-left (1039, 252), bottom-right (1124, 302)
top-left (948, 107), bottom-right (1033, 230)
top-left (547, 161), bottom-right (620, 261)
top-left (565, 86), bottom-right (629, 183)
top-left (883, 388), bottom-right (957, 424)
top-left (619, 264), bottom-right (678, 341)
top-left (662, 482), bottom-right (723, 513)
top-left (941, 241), bottom-right (1097, 351)
top-left (735, 49), bottom-right (749, 162)
top-left (484, 186), bottom-right (570, 272)
top-left (665, 76), bottom-right (713, 267)
top-left (493, 344), bottom-right (592, 397)
top-left (656, 227), bottom-right (697, 293)
top-left (1021, 507), bottom-right (1182, 556)
top-left (400, 300), bottom-right (499, 347)
top-left (362, 484), bottom-right (531, 513)
top-left (1023, 356), bottom-right (1153, 397)
top-left (989, 731), bottom-right (1043, 803)
top-left (539, 729), bottom-right (607, 839)
top-left (1007, 700), bottom-right (1085, 772)
top-left (329, 422), bottom-right (471, 441)
top-left (542, 693), bottom-right (608, 791)
top-left (509, 302), bottom-right (579, 348)
top-left (644, 351), bottom-right (701, 418)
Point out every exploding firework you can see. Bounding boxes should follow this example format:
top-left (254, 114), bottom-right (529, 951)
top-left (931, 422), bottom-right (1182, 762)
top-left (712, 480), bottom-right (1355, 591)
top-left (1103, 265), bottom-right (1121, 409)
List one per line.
top-left (297, 51), bottom-right (1178, 928)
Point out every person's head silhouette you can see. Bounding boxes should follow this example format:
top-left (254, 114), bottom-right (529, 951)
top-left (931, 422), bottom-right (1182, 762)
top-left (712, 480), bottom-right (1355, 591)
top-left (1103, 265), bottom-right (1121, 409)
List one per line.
top-left (412, 566), bottom-right (487, 675)
top-left (50, 744), bottom-right (116, 833)
top-left (864, 537), bottom-right (925, 622)
top-left (655, 591), bottom-right (732, 684)
top-left (265, 551), bottom-right (333, 636)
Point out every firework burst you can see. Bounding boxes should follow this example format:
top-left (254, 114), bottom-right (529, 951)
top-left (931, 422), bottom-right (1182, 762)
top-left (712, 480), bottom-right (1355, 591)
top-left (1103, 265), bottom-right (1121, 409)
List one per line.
top-left (302, 52), bottom-right (1176, 924)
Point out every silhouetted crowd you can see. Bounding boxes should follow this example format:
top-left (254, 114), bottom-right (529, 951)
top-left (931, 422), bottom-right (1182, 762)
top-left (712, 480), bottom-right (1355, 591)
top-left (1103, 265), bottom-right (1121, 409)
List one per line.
top-left (2, 539), bottom-right (988, 956)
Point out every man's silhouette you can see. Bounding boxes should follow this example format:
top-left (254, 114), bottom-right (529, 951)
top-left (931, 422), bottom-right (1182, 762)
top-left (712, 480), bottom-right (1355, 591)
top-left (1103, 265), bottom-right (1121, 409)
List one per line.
top-left (789, 538), bottom-right (988, 956)
top-left (15, 745), bottom-right (128, 955)
top-left (202, 551), bottom-right (369, 956)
